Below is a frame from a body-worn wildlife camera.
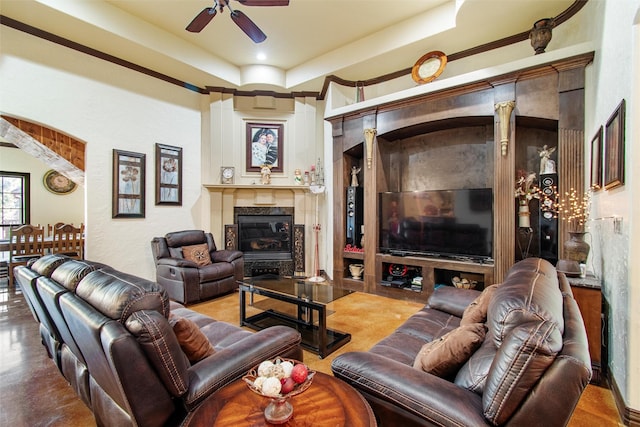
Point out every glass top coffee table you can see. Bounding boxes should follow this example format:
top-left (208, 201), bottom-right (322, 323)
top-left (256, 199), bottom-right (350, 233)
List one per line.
top-left (238, 275), bottom-right (352, 358)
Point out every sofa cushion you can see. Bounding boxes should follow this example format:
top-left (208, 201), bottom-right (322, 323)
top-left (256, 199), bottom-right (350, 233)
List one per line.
top-left (460, 284), bottom-right (499, 326)
top-left (182, 243), bottom-right (212, 267)
top-left (454, 333), bottom-right (496, 393)
top-left (483, 319), bottom-right (562, 425)
top-left (170, 314), bottom-right (215, 363)
top-left (126, 310), bottom-right (190, 397)
top-left (51, 260), bottom-right (104, 292)
top-left (75, 269), bottom-right (170, 322)
top-left (413, 323), bottom-right (485, 378)
top-left (29, 254), bottom-right (71, 277)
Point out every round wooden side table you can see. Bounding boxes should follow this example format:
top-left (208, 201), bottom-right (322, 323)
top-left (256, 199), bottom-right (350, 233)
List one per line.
top-left (182, 371), bottom-right (376, 426)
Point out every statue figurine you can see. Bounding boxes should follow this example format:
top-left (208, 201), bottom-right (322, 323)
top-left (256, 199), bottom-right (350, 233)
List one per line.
top-left (260, 164), bottom-right (272, 185)
top-left (539, 144), bottom-right (557, 174)
top-left (351, 166), bottom-right (362, 187)
top-left (294, 168), bottom-right (303, 185)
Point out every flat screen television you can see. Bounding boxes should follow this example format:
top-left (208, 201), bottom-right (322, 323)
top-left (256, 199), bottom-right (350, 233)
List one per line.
top-left (379, 188), bottom-right (493, 261)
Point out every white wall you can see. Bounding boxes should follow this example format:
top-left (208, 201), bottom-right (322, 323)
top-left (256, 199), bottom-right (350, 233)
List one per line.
top-left (0, 146), bottom-right (84, 227)
top-left (582, 0), bottom-right (640, 411)
top-left (0, 26), bottom-right (203, 280)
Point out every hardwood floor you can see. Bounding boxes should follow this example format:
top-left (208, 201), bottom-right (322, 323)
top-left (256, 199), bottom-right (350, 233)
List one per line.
top-left (0, 278), bottom-right (623, 426)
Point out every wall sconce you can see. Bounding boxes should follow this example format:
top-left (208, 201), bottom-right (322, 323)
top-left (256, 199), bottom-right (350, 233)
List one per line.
top-left (364, 128), bottom-right (377, 168)
top-left (495, 101), bottom-right (515, 156)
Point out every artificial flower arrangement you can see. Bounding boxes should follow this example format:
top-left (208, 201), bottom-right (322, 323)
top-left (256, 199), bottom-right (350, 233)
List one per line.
top-left (514, 170), bottom-right (593, 232)
top-left (542, 187), bottom-right (593, 233)
top-left (514, 170), bottom-right (542, 206)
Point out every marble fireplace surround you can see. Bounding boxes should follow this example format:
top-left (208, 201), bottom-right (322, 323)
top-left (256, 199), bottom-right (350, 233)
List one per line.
top-left (205, 185), bottom-right (311, 276)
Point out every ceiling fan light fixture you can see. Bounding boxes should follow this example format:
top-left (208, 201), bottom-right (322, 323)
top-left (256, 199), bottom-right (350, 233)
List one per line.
top-left (231, 10), bottom-right (267, 43)
top-left (186, 4), bottom-right (218, 32)
top-left (186, 0), bottom-right (285, 42)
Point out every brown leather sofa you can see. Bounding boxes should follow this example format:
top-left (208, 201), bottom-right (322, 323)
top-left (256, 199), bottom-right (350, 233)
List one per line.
top-left (14, 254), bottom-right (302, 427)
top-left (151, 230), bottom-right (244, 304)
top-left (331, 258), bottom-right (592, 426)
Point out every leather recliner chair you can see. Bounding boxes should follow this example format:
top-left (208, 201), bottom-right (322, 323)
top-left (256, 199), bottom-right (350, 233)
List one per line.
top-left (151, 230), bottom-right (244, 304)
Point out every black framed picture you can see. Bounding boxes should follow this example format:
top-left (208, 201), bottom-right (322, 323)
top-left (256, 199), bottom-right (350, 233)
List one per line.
top-left (246, 122), bottom-right (283, 173)
top-left (604, 99), bottom-right (625, 190)
top-left (155, 143), bottom-right (182, 205)
top-left (113, 149), bottom-right (145, 218)
top-left (590, 126), bottom-right (603, 190)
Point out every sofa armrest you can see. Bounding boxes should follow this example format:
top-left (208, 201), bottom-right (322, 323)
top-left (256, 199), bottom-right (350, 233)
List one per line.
top-left (210, 250), bottom-right (243, 264)
top-left (183, 325), bottom-right (301, 408)
top-left (427, 286), bottom-right (481, 317)
top-left (331, 351), bottom-right (489, 426)
top-left (156, 257), bottom-right (199, 268)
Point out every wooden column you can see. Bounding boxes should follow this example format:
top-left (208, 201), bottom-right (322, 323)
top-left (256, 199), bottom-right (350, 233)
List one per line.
top-left (557, 64), bottom-right (587, 259)
top-left (493, 81), bottom-right (517, 283)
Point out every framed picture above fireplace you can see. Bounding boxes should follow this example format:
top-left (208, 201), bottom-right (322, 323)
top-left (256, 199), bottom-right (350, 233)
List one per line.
top-left (246, 122), bottom-right (283, 173)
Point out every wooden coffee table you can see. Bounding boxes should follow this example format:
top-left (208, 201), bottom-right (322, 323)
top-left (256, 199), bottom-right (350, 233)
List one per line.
top-left (181, 371), bottom-right (376, 426)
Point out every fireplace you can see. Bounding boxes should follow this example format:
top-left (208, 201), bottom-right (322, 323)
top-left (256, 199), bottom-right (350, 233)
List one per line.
top-left (237, 214), bottom-right (292, 261)
top-left (226, 207), bottom-right (305, 277)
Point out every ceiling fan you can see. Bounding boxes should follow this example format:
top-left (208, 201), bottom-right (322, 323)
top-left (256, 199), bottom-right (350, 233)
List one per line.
top-left (186, 0), bottom-right (289, 43)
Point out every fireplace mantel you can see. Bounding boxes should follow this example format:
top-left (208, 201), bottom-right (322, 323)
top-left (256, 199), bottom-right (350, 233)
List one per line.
top-left (204, 184), bottom-right (310, 205)
top-left (204, 184), bottom-right (310, 191)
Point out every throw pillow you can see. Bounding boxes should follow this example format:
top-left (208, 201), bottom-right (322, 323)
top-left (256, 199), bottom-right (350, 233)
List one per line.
top-left (170, 314), bottom-right (215, 363)
top-left (460, 284), bottom-right (499, 326)
top-left (413, 323), bottom-right (486, 378)
top-left (182, 243), bottom-right (212, 266)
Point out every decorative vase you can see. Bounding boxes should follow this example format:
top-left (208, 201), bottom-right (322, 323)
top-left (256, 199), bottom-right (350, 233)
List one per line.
top-left (529, 18), bottom-right (555, 54)
top-left (518, 202), bottom-right (531, 228)
top-left (349, 263), bottom-right (364, 279)
top-left (564, 231), bottom-right (590, 263)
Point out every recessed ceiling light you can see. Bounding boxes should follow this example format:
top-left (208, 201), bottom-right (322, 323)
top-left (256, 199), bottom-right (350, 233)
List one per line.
top-left (257, 52), bottom-right (267, 61)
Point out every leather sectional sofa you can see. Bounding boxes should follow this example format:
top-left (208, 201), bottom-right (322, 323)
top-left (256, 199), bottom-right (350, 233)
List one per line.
top-left (331, 257), bottom-right (592, 426)
top-left (14, 254), bottom-right (302, 427)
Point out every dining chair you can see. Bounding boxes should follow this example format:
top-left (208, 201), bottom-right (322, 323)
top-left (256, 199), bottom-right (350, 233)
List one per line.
top-left (47, 222), bottom-right (65, 237)
top-left (51, 223), bottom-right (84, 260)
top-left (8, 224), bottom-right (46, 286)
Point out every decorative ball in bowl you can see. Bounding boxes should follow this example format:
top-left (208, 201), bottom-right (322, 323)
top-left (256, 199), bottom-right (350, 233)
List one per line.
top-left (452, 276), bottom-right (477, 289)
top-left (242, 358), bottom-right (315, 424)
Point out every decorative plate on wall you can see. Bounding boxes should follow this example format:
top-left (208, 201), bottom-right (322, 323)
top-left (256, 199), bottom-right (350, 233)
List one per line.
top-left (411, 51), bottom-right (447, 84)
top-left (43, 169), bottom-right (77, 195)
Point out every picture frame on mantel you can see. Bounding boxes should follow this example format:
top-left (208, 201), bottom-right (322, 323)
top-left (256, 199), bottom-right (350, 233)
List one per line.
top-left (246, 122), bottom-right (283, 173)
top-left (113, 149), bottom-right (145, 218)
top-left (155, 143), bottom-right (182, 206)
top-left (590, 126), bottom-right (603, 190)
top-left (603, 99), bottom-right (625, 190)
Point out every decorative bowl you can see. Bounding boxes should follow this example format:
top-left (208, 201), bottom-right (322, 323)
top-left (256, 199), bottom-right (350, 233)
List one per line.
top-left (452, 276), bottom-right (477, 289)
top-left (242, 358), bottom-right (315, 424)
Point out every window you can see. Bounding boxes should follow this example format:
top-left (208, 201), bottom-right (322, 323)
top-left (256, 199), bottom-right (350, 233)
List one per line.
top-left (1, 172), bottom-right (30, 240)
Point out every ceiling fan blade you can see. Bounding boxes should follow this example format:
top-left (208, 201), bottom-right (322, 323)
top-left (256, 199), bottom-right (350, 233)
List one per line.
top-left (235, 0), bottom-right (289, 6)
top-left (230, 10), bottom-right (267, 43)
top-left (186, 7), bottom-right (217, 33)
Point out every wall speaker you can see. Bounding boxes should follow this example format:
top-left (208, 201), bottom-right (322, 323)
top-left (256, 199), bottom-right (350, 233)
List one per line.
top-left (539, 173), bottom-right (558, 264)
top-left (346, 186), bottom-right (364, 246)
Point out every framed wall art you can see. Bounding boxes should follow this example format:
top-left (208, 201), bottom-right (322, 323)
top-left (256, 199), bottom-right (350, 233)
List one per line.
top-left (603, 99), bottom-right (625, 190)
top-left (246, 122), bottom-right (283, 173)
top-left (155, 143), bottom-right (182, 205)
top-left (112, 149), bottom-right (145, 218)
top-left (590, 126), bottom-right (603, 190)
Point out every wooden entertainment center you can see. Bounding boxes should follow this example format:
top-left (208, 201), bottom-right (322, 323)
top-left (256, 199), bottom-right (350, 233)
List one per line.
top-left (327, 53), bottom-right (594, 303)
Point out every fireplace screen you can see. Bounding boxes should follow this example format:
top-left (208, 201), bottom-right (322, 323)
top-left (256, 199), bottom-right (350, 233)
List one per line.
top-left (237, 215), bottom-right (293, 260)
